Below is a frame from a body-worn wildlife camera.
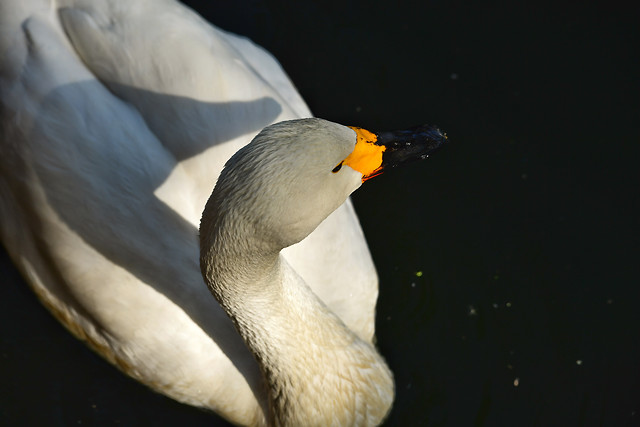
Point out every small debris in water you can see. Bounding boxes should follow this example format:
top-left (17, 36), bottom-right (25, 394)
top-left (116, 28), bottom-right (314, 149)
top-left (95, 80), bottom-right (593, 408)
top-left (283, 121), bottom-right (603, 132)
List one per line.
top-left (513, 377), bottom-right (520, 387)
top-left (492, 303), bottom-right (499, 309)
top-left (411, 282), bottom-right (416, 288)
top-left (506, 302), bottom-right (512, 308)
top-left (576, 359), bottom-right (583, 366)
top-left (468, 305), bottom-right (477, 316)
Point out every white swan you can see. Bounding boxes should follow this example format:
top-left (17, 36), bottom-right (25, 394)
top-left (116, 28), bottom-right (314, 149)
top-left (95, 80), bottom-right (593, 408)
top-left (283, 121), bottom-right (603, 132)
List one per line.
top-left (0, 0), bottom-right (446, 425)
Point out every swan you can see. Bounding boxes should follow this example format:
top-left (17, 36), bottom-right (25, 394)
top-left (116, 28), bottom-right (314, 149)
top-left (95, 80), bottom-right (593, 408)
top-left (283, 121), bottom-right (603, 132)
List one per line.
top-left (0, 0), bottom-right (446, 425)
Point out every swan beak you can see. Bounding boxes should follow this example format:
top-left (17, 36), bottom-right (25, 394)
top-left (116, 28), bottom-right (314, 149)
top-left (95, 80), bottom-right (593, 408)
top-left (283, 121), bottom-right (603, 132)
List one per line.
top-left (346, 125), bottom-right (447, 182)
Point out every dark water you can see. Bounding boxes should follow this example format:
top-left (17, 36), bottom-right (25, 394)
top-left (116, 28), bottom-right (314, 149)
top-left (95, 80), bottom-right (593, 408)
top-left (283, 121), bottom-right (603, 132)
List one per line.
top-left (1, 1), bottom-right (638, 425)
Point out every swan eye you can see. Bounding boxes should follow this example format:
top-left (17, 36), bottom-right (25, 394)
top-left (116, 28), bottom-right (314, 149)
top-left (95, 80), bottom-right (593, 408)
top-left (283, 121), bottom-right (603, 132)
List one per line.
top-left (332, 162), bottom-right (343, 173)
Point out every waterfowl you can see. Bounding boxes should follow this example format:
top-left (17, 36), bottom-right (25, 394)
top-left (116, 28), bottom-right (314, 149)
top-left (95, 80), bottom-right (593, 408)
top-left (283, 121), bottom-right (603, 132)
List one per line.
top-left (0, 0), bottom-right (446, 425)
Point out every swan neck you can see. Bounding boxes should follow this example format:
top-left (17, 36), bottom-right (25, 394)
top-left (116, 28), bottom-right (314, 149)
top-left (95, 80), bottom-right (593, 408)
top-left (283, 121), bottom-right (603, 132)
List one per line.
top-left (200, 219), bottom-right (394, 425)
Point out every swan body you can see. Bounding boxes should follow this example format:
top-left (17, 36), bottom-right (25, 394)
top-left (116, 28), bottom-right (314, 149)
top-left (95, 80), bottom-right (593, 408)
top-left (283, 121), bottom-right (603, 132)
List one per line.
top-left (1, 0), bottom-right (379, 425)
top-left (1, 0), bottom-right (448, 424)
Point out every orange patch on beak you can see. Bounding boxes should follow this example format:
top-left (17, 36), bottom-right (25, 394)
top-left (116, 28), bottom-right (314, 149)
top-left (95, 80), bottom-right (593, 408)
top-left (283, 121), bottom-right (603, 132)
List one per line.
top-left (344, 127), bottom-right (386, 181)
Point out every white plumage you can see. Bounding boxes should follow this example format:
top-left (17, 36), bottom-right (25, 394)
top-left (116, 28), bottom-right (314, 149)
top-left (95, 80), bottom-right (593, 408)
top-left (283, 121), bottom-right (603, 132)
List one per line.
top-left (0, 0), bottom-right (382, 425)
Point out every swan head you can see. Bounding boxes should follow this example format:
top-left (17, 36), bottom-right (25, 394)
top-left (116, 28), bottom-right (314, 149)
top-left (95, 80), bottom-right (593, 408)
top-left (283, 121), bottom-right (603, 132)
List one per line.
top-left (202, 118), bottom-right (446, 251)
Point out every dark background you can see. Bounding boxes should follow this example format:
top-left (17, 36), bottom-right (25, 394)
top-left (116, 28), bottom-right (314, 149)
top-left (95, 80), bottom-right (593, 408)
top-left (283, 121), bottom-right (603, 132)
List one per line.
top-left (1, 1), bottom-right (638, 425)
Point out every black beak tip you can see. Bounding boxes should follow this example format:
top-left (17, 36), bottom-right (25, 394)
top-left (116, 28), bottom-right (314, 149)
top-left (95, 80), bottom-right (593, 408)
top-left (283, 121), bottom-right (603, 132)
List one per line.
top-left (411, 124), bottom-right (448, 147)
top-left (377, 124), bottom-right (448, 169)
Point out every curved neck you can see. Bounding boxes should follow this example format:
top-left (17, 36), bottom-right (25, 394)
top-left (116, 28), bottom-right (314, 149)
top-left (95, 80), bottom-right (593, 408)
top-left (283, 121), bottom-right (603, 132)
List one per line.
top-left (200, 214), bottom-right (394, 426)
